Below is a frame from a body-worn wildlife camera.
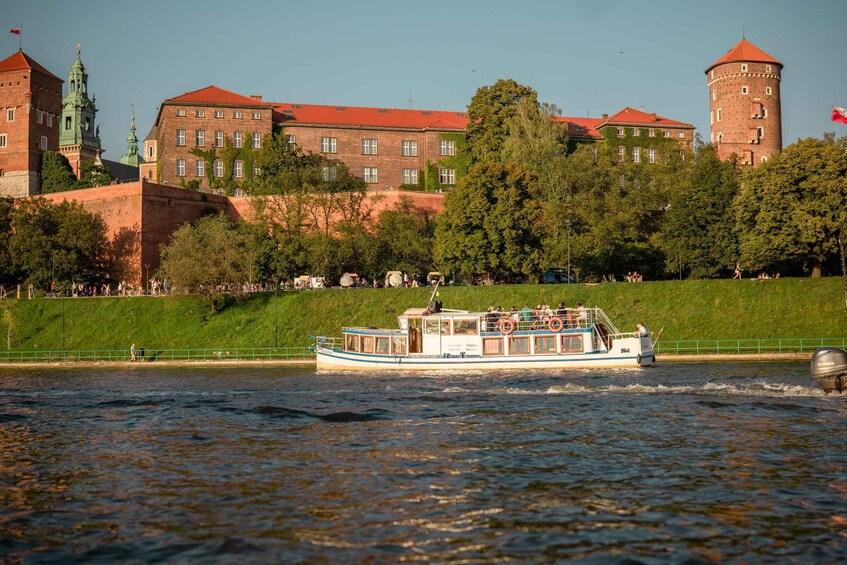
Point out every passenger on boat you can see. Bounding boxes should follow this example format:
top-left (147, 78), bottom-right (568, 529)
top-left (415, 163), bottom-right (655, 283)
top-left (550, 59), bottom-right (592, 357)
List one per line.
top-left (637, 322), bottom-right (648, 336)
top-left (577, 304), bottom-right (587, 327)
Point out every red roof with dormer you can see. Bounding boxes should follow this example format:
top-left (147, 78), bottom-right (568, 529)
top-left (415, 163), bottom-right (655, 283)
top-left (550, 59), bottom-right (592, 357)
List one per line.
top-left (600, 107), bottom-right (692, 129)
top-left (554, 116), bottom-right (604, 140)
top-left (271, 102), bottom-right (469, 131)
top-left (165, 85), bottom-right (271, 107)
top-left (706, 39), bottom-right (782, 73)
top-left (0, 50), bottom-right (62, 81)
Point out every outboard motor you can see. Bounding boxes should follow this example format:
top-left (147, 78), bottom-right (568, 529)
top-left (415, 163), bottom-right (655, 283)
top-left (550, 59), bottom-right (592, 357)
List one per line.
top-left (428, 300), bottom-right (442, 314)
top-left (810, 347), bottom-right (847, 393)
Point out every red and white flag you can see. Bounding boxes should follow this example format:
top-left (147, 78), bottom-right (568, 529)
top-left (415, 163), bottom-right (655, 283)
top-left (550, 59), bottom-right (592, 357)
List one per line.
top-left (9, 28), bottom-right (20, 35)
top-left (833, 106), bottom-right (847, 125)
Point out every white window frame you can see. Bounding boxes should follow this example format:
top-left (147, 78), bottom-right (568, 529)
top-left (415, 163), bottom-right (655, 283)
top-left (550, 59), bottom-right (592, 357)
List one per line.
top-left (40, 135), bottom-right (47, 150)
top-left (648, 129), bottom-right (655, 138)
top-left (766, 87), bottom-right (772, 96)
top-left (632, 128), bottom-right (640, 137)
top-left (214, 160), bottom-right (224, 178)
top-left (402, 168), bottom-right (418, 184)
top-left (252, 112), bottom-right (261, 120)
top-left (741, 86), bottom-right (749, 95)
top-left (765, 64), bottom-right (772, 73)
top-left (252, 132), bottom-right (261, 148)
top-left (321, 137), bottom-right (337, 154)
top-left (234, 131), bottom-right (243, 148)
top-left (717, 108), bottom-right (722, 122)
top-left (196, 110), bottom-right (205, 118)
top-left (233, 160), bottom-right (243, 179)
top-left (663, 131), bottom-right (671, 138)
top-left (710, 111), bottom-right (714, 125)
top-left (253, 165), bottom-right (261, 177)
top-left (233, 111), bottom-right (243, 119)
top-left (402, 140), bottom-right (418, 156)
top-left (678, 132), bottom-right (685, 139)
top-left (712, 90), bottom-right (717, 101)
top-left (47, 114), bottom-right (53, 127)
top-left (363, 167), bottom-right (378, 183)
top-left (0, 134), bottom-right (7, 148)
top-left (176, 129), bottom-right (186, 146)
top-left (741, 63), bottom-right (748, 72)
top-left (632, 147), bottom-right (640, 163)
top-left (321, 165), bottom-right (337, 182)
top-left (362, 138), bottom-right (378, 155)
top-left (439, 140), bottom-right (455, 156)
top-left (438, 168), bottom-right (455, 185)
top-left (214, 110), bottom-right (224, 118)
top-left (37, 110), bottom-right (43, 124)
top-left (196, 159), bottom-right (205, 177)
top-left (648, 148), bottom-right (655, 164)
top-left (196, 129), bottom-right (205, 147)
top-left (7, 109), bottom-right (14, 122)
top-left (176, 159), bottom-right (186, 177)
top-left (287, 135), bottom-right (296, 145)
top-left (757, 126), bottom-right (764, 139)
top-left (215, 130), bottom-right (224, 147)
top-left (176, 108), bottom-right (185, 117)
top-left (618, 145), bottom-right (625, 162)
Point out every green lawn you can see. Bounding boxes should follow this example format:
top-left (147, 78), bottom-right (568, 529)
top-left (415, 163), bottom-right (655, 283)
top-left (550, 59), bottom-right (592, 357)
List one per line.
top-left (0, 277), bottom-right (845, 352)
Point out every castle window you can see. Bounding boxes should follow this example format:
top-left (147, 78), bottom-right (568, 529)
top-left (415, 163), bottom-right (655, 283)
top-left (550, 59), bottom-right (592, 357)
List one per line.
top-left (0, 134), bottom-right (7, 148)
top-left (663, 131), bottom-right (670, 138)
top-left (195, 129), bottom-right (205, 147)
top-left (765, 65), bottom-right (772, 73)
top-left (363, 167), bottom-right (378, 183)
top-left (37, 110), bottom-right (43, 124)
top-left (7, 109), bottom-right (14, 122)
top-left (403, 168), bottom-right (418, 184)
top-left (214, 160), bottom-right (224, 177)
top-left (215, 110), bottom-right (224, 118)
top-left (648, 148), bottom-right (656, 164)
top-left (618, 146), bottom-right (625, 162)
top-left (712, 90), bottom-right (717, 101)
top-left (233, 160), bottom-right (243, 179)
top-left (252, 112), bottom-right (261, 120)
top-left (233, 111), bottom-right (243, 119)
top-left (70, 80), bottom-right (75, 92)
top-left (616, 127), bottom-right (625, 137)
top-left (252, 132), bottom-right (261, 148)
top-left (618, 174), bottom-right (625, 187)
top-left (362, 138), bottom-right (378, 155)
top-left (718, 132), bottom-right (723, 143)
top-left (40, 135), bottom-right (47, 150)
top-left (711, 70), bottom-right (715, 79)
top-left (763, 108), bottom-right (768, 118)
top-left (751, 102), bottom-right (763, 119)
top-left (766, 87), bottom-right (772, 96)
top-left (215, 130), bottom-right (224, 147)
top-left (196, 110), bottom-right (205, 118)
top-left (632, 147), bottom-right (640, 163)
top-left (717, 108), bottom-right (722, 122)
top-left (678, 132), bottom-right (685, 139)
top-left (176, 129), bottom-right (186, 146)
top-left (741, 86), bottom-right (749, 95)
top-left (439, 140), bottom-right (455, 156)
top-left (632, 128), bottom-right (640, 137)
top-left (321, 136), bottom-right (337, 154)
top-left (710, 110), bottom-right (714, 125)
top-left (757, 126), bottom-right (764, 139)
top-left (741, 64), bottom-right (748, 72)
top-left (439, 168), bottom-right (455, 185)
top-left (761, 156), bottom-right (768, 164)
top-left (147, 146), bottom-right (153, 158)
top-left (648, 129), bottom-right (655, 138)
top-left (253, 165), bottom-right (261, 177)
top-left (176, 159), bottom-right (185, 176)
top-left (65, 116), bottom-right (71, 130)
top-left (84, 117), bottom-right (91, 131)
top-left (322, 166), bottom-right (337, 181)
top-left (234, 131), bottom-right (243, 148)
top-left (195, 159), bottom-right (205, 177)
top-left (287, 135), bottom-right (296, 145)
top-left (402, 140), bottom-right (418, 156)
top-left (47, 114), bottom-right (52, 127)
top-left (176, 109), bottom-right (185, 117)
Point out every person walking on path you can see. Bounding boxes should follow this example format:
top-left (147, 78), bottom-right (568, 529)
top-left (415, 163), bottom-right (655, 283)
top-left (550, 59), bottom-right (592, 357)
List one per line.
top-left (130, 344), bottom-right (137, 362)
top-left (733, 262), bottom-right (743, 280)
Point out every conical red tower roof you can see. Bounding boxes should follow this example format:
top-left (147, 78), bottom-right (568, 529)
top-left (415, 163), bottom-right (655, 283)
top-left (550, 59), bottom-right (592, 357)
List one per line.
top-left (706, 39), bottom-right (782, 73)
top-left (0, 50), bottom-right (62, 81)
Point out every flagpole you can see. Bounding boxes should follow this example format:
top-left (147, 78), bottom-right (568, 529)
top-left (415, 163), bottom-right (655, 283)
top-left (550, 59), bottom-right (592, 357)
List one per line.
top-left (18, 25), bottom-right (21, 51)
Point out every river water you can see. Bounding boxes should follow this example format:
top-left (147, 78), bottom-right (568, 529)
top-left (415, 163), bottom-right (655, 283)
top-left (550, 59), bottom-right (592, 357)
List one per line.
top-left (1, 363), bottom-right (846, 563)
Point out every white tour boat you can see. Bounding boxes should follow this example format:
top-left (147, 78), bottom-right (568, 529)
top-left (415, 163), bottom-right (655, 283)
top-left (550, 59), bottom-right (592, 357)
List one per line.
top-left (314, 301), bottom-right (655, 371)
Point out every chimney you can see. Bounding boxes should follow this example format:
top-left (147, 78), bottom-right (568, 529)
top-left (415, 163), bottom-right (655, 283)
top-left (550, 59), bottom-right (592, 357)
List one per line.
top-left (601, 113), bottom-right (608, 120)
top-left (650, 112), bottom-right (657, 122)
top-left (250, 95), bottom-right (263, 102)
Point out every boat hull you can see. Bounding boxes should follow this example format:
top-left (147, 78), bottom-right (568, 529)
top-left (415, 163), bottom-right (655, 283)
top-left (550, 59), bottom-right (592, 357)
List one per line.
top-left (316, 347), bottom-right (654, 371)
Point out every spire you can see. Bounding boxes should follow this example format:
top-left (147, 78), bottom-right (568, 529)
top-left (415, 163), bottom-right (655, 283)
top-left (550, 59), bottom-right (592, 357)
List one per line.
top-left (60, 44), bottom-right (101, 156)
top-left (120, 106), bottom-right (140, 167)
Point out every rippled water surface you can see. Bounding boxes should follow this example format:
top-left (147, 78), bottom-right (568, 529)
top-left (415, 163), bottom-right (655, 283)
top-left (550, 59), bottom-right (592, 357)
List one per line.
top-left (2, 363), bottom-right (847, 563)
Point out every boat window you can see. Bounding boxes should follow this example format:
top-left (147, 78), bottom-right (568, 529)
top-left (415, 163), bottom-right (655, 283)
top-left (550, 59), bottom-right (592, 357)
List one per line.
top-left (509, 337), bottom-right (530, 355)
top-left (424, 318), bottom-right (450, 335)
top-left (535, 336), bottom-right (557, 354)
top-left (483, 337), bottom-right (504, 356)
top-left (361, 336), bottom-right (374, 354)
top-left (345, 334), bottom-right (359, 352)
top-left (392, 337), bottom-right (407, 355)
top-left (376, 337), bottom-right (390, 354)
top-left (453, 319), bottom-right (478, 335)
top-left (561, 334), bottom-right (583, 353)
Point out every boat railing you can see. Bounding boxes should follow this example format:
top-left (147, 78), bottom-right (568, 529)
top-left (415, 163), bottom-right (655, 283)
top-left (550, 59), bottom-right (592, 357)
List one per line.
top-left (481, 308), bottom-right (609, 333)
top-left (341, 327), bottom-right (406, 336)
top-left (313, 336), bottom-right (341, 350)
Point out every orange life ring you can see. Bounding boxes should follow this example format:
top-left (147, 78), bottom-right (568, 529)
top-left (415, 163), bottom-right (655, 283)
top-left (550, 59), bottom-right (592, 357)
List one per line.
top-left (498, 318), bottom-right (515, 335)
top-left (548, 317), bottom-right (564, 333)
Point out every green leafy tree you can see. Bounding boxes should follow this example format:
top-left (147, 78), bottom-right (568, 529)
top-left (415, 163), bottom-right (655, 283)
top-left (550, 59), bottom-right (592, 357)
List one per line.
top-left (735, 135), bottom-right (847, 277)
top-left (466, 79), bottom-right (537, 163)
top-left (0, 197), bottom-right (15, 284)
top-left (76, 160), bottom-right (114, 188)
top-left (159, 214), bottom-right (252, 313)
top-left (659, 144), bottom-right (739, 279)
top-left (372, 196), bottom-right (435, 277)
top-left (434, 161), bottom-right (541, 281)
top-left (39, 151), bottom-right (77, 193)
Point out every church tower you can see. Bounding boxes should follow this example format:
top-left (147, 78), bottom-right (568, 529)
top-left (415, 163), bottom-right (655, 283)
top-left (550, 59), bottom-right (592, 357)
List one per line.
top-left (59, 45), bottom-right (102, 177)
top-left (119, 108), bottom-right (140, 167)
top-left (706, 39), bottom-right (782, 166)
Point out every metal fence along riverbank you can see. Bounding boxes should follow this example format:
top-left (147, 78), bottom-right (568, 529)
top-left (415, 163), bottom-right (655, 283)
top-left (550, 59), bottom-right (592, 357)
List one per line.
top-left (0, 337), bottom-right (845, 363)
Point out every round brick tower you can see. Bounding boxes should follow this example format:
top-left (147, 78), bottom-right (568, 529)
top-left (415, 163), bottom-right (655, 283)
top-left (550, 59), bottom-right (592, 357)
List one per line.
top-left (706, 39), bottom-right (782, 166)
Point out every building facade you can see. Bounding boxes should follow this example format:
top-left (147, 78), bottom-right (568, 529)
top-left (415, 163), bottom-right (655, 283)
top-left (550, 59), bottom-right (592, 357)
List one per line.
top-left (707, 39), bottom-right (782, 165)
top-left (0, 50), bottom-right (63, 197)
top-left (145, 86), bottom-right (694, 191)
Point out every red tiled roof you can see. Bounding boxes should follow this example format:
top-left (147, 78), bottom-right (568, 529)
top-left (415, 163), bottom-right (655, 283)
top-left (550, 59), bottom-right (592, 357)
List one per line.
top-left (271, 102), bottom-right (468, 130)
top-left (600, 107), bottom-right (692, 129)
top-left (0, 50), bottom-right (62, 81)
top-left (555, 116), bottom-right (604, 140)
top-left (165, 85), bottom-right (271, 107)
top-left (706, 39), bottom-right (782, 73)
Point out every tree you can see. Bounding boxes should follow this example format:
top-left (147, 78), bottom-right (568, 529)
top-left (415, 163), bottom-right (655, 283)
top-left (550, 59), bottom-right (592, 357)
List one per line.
top-left (434, 161), bottom-right (541, 281)
top-left (466, 79), bottom-right (537, 163)
top-left (372, 196), bottom-right (435, 277)
top-left (0, 197), bottom-right (15, 284)
top-left (77, 160), bottom-right (114, 188)
top-left (734, 135), bottom-right (847, 277)
top-left (159, 214), bottom-right (252, 313)
top-left (660, 144), bottom-right (739, 279)
top-left (40, 151), bottom-right (77, 193)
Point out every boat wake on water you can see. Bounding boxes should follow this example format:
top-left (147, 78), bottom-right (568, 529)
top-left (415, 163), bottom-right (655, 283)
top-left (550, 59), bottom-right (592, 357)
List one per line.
top-left (544, 380), bottom-right (829, 398)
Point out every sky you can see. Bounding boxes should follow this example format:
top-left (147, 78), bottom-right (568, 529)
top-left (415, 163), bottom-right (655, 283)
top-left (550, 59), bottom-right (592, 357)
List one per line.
top-left (5, 0), bottom-right (847, 161)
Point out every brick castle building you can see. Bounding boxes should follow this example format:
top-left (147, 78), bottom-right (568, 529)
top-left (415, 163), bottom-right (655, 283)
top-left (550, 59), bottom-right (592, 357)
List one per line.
top-left (707, 39), bottom-right (783, 165)
top-left (144, 86), bottom-right (693, 191)
top-left (0, 50), bottom-right (63, 197)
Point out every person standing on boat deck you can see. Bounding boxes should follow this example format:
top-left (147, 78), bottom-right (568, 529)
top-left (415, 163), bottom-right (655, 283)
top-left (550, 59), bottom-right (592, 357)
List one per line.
top-left (576, 304), bottom-right (587, 327)
top-left (520, 304), bottom-right (532, 330)
top-left (637, 323), bottom-right (648, 336)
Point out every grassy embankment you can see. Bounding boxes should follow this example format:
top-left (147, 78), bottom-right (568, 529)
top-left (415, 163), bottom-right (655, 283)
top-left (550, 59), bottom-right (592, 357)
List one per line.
top-left (0, 277), bottom-right (844, 352)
